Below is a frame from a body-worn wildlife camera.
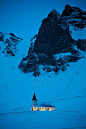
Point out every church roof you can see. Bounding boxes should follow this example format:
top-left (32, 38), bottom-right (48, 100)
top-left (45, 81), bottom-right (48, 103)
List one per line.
top-left (34, 102), bottom-right (55, 107)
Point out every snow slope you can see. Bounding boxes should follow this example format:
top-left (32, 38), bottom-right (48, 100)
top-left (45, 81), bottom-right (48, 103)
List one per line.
top-left (0, 4), bottom-right (86, 128)
top-left (69, 25), bottom-right (86, 40)
top-left (0, 36), bottom-right (86, 128)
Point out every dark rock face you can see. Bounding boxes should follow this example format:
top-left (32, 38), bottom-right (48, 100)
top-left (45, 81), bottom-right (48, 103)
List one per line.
top-left (77, 39), bottom-right (86, 51)
top-left (61, 4), bottom-right (83, 17)
top-left (0, 32), bottom-right (23, 57)
top-left (61, 4), bottom-right (86, 29)
top-left (0, 32), bottom-right (4, 42)
top-left (19, 5), bottom-right (86, 77)
top-left (34, 10), bottom-right (73, 55)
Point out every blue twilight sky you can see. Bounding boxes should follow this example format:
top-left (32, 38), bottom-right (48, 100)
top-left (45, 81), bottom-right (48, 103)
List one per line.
top-left (0, 0), bottom-right (86, 40)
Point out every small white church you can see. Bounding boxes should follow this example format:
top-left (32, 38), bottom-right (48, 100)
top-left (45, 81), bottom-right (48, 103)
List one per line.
top-left (31, 93), bottom-right (55, 111)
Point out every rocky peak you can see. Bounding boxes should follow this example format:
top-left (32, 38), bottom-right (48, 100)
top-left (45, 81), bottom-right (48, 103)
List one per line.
top-left (18, 5), bottom-right (86, 77)
top-left (65, 4), bottom-right (71, 9)
top-left (18, 8), bottom-right (79, 76)
top-left (48, 9), bottom-right (60, 21)
top-left (49, 9), bottom-right (60, 16)
top-left (61, 4), bottom-right (86, 29)
top-left (33, 8), bottom-right (70, 55)
top-left (0, 32), bottom-right (23, 57)
top-left (62, 4), bottom-right (84, 16)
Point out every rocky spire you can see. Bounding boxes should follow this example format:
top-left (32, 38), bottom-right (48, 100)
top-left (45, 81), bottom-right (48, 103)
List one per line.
top-left (48, 9), bottom-right (60, 20)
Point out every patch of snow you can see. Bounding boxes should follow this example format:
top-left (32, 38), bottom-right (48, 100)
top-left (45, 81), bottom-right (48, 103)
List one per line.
top-left (69, 25), bottom-right (86, 40)
top-left (3, 33), bottom-right (10, 41)
top-left (54, 52), bottom-right (71, 60)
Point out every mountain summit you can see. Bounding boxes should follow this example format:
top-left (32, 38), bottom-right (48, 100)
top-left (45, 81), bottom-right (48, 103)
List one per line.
top-left (61, 4), bottom-right (86, 28)
top-left (18, 5), bottom-right (86, 76)
top-left (48, 9), bottom-right (60, 18)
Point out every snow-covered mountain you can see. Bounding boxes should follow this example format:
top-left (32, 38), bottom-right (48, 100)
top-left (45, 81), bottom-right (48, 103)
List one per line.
top-left (0, 4), bottom-right (86, 129)
top-left (18, 5), bottom-right (86, 77)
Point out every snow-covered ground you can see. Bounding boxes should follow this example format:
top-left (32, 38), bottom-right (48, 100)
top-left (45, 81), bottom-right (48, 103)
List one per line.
top-left (69, 25), bottom-right (86, 40)
top-left (0, 37), bottom-right (86, 128)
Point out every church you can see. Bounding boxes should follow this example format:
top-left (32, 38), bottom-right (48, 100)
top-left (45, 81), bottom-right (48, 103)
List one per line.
top-left (31, 93), bottom-right (55, 111)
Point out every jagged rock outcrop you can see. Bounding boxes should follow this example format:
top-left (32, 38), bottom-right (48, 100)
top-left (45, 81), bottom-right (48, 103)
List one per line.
top-left (77, 39), bottom-right (86, 51)
top-left (0, 32), bottom-right (23, 57)
top-left (19, 5), bottom-right (86, 77)
top-left (61, 4), bottom-right (86, 29)
top-left (34, 9), bottom-right (73, 55)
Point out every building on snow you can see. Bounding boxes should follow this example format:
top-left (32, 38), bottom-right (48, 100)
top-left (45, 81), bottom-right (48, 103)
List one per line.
top-left (31, 93), bottom-right (55, 111)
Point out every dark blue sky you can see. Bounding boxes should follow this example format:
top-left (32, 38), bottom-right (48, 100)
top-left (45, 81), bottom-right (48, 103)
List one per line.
top-left (0, 0), bottom-right (86, 40)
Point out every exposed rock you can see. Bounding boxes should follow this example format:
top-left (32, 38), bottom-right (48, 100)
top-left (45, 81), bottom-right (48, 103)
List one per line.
top-left (0, 32), bottom-right (4, 42)
top-left (19, 5), bottom-right (86, 76)
top-left (30, 34), bottom-right (37, 42)
top-left (9, 33), bottom-right (23, 40)
top-left (0, 32), bottom-right (23, 57)
top-left (77, 39), bottom-right (86, 51)
top-left (61, 4), bottom-right (86, 29)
